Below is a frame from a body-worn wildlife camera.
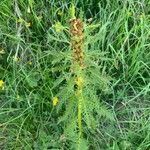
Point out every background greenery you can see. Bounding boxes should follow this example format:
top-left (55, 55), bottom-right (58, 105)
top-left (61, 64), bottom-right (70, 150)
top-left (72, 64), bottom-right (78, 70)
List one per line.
top-left (0, 0), bottom-right (150, 149)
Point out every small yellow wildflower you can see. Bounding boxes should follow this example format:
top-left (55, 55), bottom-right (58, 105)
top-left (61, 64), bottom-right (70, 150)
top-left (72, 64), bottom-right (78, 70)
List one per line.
top-left (28, 61), bottom-right (32, 65)
top-left (52, 97), bottom-right (59, 106)
top-left (57, 10), bottom-right (63, 16)
top-left (0, 80), bottom-right (4, 90)
top-left (13, 56), bottom-right (20, 62)
top-left (75, 77), bottom-right (84, 87)
top-left (127, 11), bottom-right (132, 17)
top-left (17, 18), bottom-right (24, 23)
top-left (0, 48), bottom-right (5, 54)
top-left (53, 22), bottom-right (64, 33)
top-left (26, 22), bottom-right (31, 27)
top-left (17, 18), bottom-right (31, 27)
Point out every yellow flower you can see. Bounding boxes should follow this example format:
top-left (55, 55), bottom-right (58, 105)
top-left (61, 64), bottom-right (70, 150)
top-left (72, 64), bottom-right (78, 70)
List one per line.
top-left (58, 10), bottom-right (63, 16)
top-left (52, 97), bottom-right (59, 106)
top-left (0, 48), bottom-right (5, 54)
top-left (17, 18), bottom-right (24, 23)
top-left (17, 18), bottom-right (31, 27)
top-left (13, 56), bottom-right (20, 62)
top-left (37, 16), bottom-right (43, 20)
top-left (53, 22), bottom-right (64, 33)
top-left (26, 22), bottom-right (31, 27)
top-left (28, 61), bottom-right (32, 65)
top-left (75, 77), bottom-right (84, 87)
top-left (0, 80), bottom-right (4, 89)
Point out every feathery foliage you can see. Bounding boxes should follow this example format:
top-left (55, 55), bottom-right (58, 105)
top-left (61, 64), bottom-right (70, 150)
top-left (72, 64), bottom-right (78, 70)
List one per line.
top-left (0, 0), bottom-right (150, 149)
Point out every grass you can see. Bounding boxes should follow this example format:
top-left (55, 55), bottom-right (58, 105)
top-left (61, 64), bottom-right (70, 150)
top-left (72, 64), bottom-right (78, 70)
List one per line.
top-left (0, 0), bottom-right (150, 149)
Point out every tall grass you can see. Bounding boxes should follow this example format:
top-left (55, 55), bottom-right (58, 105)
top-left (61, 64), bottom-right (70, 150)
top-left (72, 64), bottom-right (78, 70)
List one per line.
top-left (0, 0), bottom-right (150, 149)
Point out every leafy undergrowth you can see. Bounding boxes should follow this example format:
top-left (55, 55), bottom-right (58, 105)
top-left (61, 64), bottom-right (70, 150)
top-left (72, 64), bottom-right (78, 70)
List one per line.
top-left (0, 0), bottom-right (150, 150)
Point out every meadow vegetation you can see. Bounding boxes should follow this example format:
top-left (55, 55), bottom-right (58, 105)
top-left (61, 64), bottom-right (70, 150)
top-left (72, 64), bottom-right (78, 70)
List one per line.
top-left (0, 0), bottom-right (150, 149)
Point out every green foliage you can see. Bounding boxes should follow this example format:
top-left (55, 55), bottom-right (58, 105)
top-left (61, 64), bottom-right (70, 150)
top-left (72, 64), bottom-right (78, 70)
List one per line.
top-left (0, 0), bottom-right (150, 149)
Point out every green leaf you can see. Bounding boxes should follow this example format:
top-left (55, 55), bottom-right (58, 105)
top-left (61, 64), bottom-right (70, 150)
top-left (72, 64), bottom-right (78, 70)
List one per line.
top-left (25, 72), bottom-right (40, 88)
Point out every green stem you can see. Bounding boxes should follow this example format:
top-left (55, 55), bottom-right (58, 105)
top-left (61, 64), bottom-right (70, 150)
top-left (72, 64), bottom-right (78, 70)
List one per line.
top-left (76, 79), bottom-right (84, 150)
top-left (77, 89), bottom-right (82, 137)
